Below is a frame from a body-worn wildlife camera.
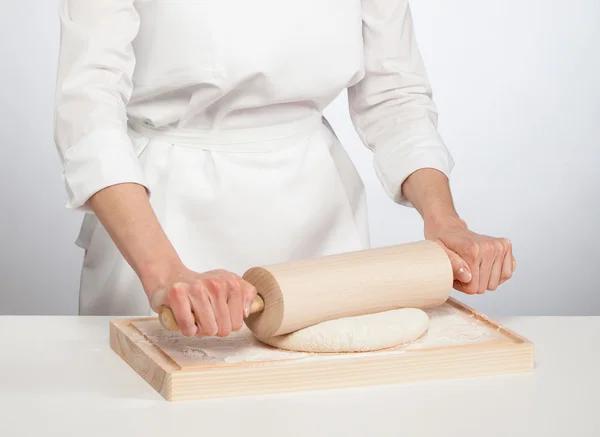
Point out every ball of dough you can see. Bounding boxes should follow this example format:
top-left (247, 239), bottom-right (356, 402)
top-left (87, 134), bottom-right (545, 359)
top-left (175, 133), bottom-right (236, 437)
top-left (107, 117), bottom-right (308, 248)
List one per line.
top-left (254, 308), bottom-right (429, 353)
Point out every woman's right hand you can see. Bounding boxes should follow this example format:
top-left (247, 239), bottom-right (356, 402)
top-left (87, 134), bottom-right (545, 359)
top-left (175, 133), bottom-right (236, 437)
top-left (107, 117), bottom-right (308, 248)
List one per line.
top-left (84, 183), bottom-right (255, 337)
top-left (147, 267), bottom-right (257, 338)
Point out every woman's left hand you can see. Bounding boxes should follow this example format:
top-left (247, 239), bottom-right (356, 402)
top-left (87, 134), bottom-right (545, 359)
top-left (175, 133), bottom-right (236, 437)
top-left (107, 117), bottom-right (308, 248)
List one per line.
top-left (424, 217), bottom-right (516, 295)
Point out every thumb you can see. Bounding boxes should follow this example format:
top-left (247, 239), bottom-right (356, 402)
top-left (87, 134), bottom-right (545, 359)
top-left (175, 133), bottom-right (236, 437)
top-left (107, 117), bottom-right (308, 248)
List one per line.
top-left (149, 285), bottom-right (181, 314)
top-left (150, 289), bottom-right (167, 314)
top-left (437, 240), bottom-right (472, 283)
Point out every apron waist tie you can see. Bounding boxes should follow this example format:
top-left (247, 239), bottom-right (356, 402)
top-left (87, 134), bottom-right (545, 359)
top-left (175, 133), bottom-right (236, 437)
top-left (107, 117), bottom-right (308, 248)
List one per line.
top-left (129, 114), bottom-right (324, 152)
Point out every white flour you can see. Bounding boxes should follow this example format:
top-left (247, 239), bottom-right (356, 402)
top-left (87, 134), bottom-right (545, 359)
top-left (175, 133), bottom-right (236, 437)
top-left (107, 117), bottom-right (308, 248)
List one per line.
top-left (132, 302), bottom-right (509, 367)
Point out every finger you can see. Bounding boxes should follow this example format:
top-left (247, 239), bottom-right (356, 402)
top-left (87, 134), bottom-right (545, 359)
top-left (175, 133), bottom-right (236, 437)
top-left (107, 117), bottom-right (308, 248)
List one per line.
top-left (499, 240), bottom-right (514, 284)
top-left (224, 272), bottom-right (257, 317)
top-left (189, 282), bottom-right (218, 337)
top-left (453, 280), bottom-right (473, 294)
top-left (488, 240), bottom-right (507, 290)
top-left (445, 248), bottom-right (472, 284)
top-left (435, 239), bottom-right (465, 282)
top-left (457, 243), bottom-right (480, 295)
top-left (241, 281), bottom-right (258, 317)
top-left (454, 267), bottom-right (479, 294)
top-left (167, 283), bottom-right (197, 337)
top-left (478, 252), bottom-right (495, 294)
top-left (227, 281), bottom-right (244, 332)
top-left (488, 256), bottom-right (503, 290)
top-left (206, 279), bottom-right (232, 337)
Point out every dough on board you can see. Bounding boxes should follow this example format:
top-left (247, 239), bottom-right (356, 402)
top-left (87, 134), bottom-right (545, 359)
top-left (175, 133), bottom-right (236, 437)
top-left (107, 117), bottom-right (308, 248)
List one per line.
top-left (255, 308), bottom-right (429, 353)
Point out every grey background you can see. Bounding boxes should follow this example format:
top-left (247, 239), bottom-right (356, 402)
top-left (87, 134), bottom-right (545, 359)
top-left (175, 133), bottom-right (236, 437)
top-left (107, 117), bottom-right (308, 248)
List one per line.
top-left (1, 0), bottom-right (599, 316)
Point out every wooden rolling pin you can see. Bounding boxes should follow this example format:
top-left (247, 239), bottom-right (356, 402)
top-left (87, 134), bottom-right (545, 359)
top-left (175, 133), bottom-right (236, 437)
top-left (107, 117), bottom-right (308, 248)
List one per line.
top-left (159, 240), bottom-right (454, 337)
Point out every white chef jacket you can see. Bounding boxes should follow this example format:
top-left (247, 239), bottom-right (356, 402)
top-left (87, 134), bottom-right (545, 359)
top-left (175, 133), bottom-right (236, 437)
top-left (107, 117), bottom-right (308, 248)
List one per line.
top-left (54, 0), bottom-right (453, 210)
top-left (53, 0), bottom-right (455, 315)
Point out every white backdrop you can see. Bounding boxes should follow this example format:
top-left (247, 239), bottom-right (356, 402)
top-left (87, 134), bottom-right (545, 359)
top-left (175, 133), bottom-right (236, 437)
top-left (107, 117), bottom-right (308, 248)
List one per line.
top-left (1, 0), bottom-right (599, 315)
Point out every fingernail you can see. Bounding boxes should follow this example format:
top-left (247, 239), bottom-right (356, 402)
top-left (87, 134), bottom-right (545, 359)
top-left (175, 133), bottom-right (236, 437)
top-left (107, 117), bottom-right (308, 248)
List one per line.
top-left (244, 302), bottom-right (251, 318)
top-left (458, 267), bottom-right (472, 283)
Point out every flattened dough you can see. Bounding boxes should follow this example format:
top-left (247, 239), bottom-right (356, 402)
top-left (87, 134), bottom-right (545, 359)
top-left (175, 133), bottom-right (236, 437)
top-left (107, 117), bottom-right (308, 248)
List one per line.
top-left (255, 308), bottom-right (429, 353)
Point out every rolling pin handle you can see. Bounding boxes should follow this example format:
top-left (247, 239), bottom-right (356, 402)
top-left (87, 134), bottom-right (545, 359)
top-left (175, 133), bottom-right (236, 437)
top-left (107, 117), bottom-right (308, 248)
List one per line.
top-left (158, 294), bottom-right (265, 332)
top-left (250, 293), bottom-right (265, 314)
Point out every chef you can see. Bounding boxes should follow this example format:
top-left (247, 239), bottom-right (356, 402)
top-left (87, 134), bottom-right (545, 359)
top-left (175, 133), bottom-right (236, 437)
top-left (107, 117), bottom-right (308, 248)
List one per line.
top-left (53, 0), bottom-right (514, 338)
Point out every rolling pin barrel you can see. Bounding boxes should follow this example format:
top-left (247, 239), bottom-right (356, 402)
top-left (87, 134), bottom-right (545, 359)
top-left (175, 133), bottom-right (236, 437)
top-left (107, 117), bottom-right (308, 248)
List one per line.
top-left (243, 240), bottom-right (453, 337)
top-left (158, 240), bottom-right (453, 337)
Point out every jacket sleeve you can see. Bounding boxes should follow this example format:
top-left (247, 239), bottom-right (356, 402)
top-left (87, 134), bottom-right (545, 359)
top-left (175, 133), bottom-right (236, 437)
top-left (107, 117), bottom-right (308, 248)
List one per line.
top-left (348, 0), bottom-right (454, 206)
top-left (53, 0), bottom-right (147, 211)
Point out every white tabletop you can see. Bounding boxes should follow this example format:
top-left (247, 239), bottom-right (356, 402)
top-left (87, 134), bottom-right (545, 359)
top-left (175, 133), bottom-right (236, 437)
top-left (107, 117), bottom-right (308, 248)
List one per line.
top-left (0, 316), bottom-right (598, 437)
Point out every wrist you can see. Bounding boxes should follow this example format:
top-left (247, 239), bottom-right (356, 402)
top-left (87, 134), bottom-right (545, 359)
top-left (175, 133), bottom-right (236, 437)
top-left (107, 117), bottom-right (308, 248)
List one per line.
top-left (138, 255), bottom-right (185, 298)
top-left (424, 213), bottom-right (467, 238)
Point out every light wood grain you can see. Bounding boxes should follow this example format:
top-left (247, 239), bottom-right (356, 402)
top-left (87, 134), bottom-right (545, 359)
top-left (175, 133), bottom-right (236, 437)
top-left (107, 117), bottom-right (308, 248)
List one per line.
top-left (110, 298), bottom-right (534, 401)
top-left (109, 320), bottom-right (177, 399)
top-left (243, 240), bottom-right (453, 337)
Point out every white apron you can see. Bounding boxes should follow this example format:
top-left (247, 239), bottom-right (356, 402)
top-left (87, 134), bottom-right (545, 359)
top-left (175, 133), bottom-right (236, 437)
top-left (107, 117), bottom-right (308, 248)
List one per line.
top-left (75, 115), bottom-right (369, 315)
top-left (55, 0), bottom-right (455, 315)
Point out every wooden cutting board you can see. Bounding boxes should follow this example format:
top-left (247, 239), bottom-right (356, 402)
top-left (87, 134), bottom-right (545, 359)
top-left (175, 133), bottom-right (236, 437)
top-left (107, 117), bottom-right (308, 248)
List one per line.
top-left (110, 298), bottom-right (534, 401)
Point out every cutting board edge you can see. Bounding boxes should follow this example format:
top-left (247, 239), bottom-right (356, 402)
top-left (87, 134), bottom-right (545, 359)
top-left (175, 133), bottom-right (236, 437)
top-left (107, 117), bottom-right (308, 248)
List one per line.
top-left (109, 298), bottom-right (534, 401)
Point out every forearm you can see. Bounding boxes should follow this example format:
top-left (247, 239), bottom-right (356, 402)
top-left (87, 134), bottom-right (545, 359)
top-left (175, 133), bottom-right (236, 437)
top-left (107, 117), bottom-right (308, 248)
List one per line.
top-left (401, 168), bottom-right (465, 231)
top-left (87, 183), bottom-right (181, 295)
